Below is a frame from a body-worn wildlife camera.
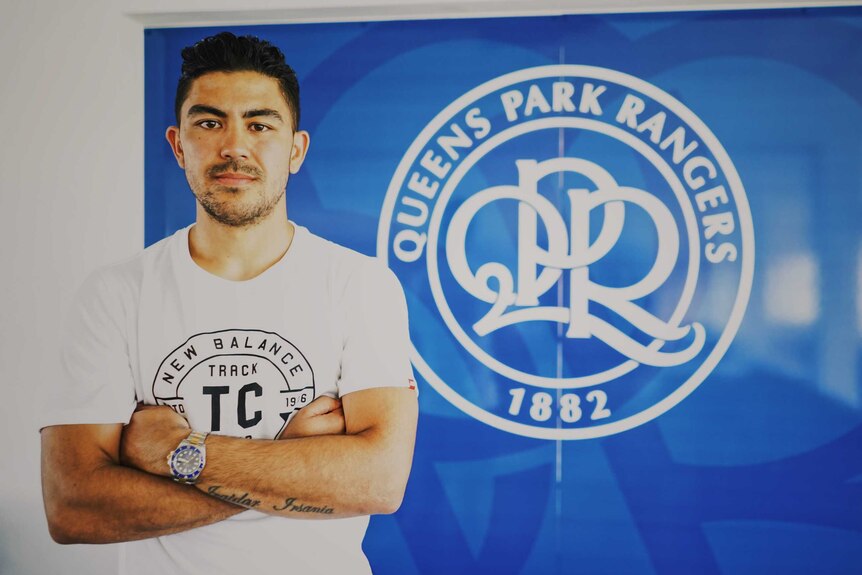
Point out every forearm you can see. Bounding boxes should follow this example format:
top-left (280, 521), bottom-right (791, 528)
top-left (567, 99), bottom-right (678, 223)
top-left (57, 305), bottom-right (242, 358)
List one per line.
top-left (194, 429), bottom-right (406, 519)
top-left (41, 425), bottom-right (243, 544)
top-left (121, 388), bottom-right (418, 520)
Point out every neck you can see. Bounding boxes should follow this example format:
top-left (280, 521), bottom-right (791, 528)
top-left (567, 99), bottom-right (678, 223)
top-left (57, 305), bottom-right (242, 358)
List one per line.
top-left (188, 209), bottom-right (295, 281)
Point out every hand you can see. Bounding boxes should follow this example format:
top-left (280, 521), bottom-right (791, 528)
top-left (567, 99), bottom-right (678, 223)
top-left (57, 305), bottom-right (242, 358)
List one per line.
top-left (279, 395), bottom-right (345, 439)
top-left (120, 404), bottom-right (190, 476)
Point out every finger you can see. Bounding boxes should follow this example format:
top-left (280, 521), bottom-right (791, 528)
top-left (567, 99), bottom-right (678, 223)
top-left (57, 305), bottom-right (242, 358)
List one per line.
top-left (323, 406), bottom-right (344, 422)
top-left (318, 409), bottom-right (346, 434)
top-left (300, 395), bottom-right (342, 416)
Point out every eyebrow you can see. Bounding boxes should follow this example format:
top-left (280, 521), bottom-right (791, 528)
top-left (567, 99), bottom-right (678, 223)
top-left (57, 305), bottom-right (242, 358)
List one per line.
top-left (187, 104), bottom-right (226, 118)
top-left (243, 109), bottom-right (284, 122)
top-left (186, 104), bottom-right (283, 122)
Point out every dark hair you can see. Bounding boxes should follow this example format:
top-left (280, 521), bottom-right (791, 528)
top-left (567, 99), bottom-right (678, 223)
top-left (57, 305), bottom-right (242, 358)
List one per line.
top-left (175, 32), bottom-right (300, 130)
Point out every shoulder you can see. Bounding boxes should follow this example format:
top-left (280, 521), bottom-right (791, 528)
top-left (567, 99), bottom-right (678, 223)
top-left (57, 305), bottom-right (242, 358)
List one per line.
top-left (75, 230), bottom-right (179, 308)
top-left (296, 226), bottom-right (403, 295)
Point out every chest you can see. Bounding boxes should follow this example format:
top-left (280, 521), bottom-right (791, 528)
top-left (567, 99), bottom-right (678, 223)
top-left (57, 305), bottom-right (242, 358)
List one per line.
top-left (130, 274), bottom-right (341, 439)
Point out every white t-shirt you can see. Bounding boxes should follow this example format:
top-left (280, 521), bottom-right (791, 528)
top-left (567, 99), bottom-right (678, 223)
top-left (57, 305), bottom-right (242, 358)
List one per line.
top-left (43, 223), bottom-right (415, 575)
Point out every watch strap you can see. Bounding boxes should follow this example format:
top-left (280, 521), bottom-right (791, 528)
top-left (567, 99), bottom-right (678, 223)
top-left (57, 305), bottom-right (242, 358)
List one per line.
top-left (185, 430), bottom-right (209, 447)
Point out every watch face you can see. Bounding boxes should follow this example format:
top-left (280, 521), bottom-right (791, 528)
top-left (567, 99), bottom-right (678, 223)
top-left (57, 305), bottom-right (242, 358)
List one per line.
top-left (172, 445), bottom-right (203, 477)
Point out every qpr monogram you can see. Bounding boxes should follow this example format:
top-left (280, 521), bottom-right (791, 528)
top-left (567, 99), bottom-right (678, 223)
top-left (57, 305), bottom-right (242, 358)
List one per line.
top-left (378, 65), bottom-right (754, 439)
top-left (446, 157), bottom-right (705, 369)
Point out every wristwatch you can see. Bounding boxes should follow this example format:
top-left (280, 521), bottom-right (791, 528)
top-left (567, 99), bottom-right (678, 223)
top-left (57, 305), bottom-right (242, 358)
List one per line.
top-left (167, 431), bottom-right (209, 484)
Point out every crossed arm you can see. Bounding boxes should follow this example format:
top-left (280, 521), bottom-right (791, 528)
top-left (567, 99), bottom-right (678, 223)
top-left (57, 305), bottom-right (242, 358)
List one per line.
top-left (41, 387), bottom-right (417, 544)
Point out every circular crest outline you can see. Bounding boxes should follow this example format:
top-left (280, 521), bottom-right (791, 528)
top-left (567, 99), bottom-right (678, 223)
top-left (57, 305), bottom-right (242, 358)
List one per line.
top-left (377, 65), bottom-right (754, 439)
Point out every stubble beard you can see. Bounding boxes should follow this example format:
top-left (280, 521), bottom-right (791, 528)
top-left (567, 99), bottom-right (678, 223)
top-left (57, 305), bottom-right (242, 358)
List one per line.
top-left (188, 161), bottom-right (288, 228)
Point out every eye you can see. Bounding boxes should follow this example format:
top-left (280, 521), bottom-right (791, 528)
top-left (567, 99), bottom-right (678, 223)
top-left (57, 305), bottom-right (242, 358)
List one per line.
top-left (197, 120), bottom-right (221, 129)
top-left (249, 123), bottom-right (272, 133)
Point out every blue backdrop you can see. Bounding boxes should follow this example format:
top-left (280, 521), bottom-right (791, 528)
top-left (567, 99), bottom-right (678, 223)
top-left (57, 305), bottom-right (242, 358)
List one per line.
top-left (145, 8), bottom-right (862, 574)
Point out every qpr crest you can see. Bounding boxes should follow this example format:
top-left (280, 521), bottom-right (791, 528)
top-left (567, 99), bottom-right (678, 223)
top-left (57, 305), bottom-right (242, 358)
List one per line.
top-left (378, 65), bottom-right (754, 439)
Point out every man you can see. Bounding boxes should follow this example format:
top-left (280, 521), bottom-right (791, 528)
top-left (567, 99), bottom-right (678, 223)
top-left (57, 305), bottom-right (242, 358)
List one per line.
top-left (40, 32), bottom-right (418, 575)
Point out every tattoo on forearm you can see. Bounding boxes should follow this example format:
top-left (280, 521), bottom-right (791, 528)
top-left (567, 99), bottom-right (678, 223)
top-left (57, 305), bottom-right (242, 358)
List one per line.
top-left (207, 485), bottom-right (261, 509)
top-left (273, 497), bottom-right (334, 515)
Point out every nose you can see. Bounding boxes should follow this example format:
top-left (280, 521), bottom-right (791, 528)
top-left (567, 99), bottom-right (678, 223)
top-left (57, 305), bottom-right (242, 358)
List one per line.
top-left (220, 124), bottom-right (250, 160)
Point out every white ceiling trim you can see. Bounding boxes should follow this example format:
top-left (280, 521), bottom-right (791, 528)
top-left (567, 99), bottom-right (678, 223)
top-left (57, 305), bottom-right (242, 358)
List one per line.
top-left (128, 0), bottom-right (862, 28)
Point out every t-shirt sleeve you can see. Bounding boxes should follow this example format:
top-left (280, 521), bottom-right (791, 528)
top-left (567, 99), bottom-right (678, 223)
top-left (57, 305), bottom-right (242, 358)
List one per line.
top-left (40, 268), bottom-right (138, 429)
top-left (337, 261), bottom-right (416, 396)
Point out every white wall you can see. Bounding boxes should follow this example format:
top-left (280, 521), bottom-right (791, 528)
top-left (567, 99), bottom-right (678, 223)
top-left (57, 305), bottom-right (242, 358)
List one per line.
top-left (1, 1), bottom-right (143, 572)
top-left (1, 0), bottom-right (857, 573)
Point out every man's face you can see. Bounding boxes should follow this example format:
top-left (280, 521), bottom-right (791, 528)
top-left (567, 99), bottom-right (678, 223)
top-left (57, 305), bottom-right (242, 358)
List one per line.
top-left (166, 71), bottom-right (309, 228)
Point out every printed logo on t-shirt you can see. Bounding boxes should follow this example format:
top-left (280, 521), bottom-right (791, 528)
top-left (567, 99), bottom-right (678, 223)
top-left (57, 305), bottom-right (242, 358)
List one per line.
top-left (152, 329), bottom-right (315, 439)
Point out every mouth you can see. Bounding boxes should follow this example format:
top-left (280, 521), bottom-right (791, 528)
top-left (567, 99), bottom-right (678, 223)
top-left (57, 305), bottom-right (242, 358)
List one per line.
top-left (212, 173), bottom-right (257, 186)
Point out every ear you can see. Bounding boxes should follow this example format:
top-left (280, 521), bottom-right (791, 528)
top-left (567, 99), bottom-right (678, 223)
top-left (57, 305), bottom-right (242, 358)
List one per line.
top-left (165, 125), bottom-right (185, 169)
top-left (289, 130), bottom-right (310, 174)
